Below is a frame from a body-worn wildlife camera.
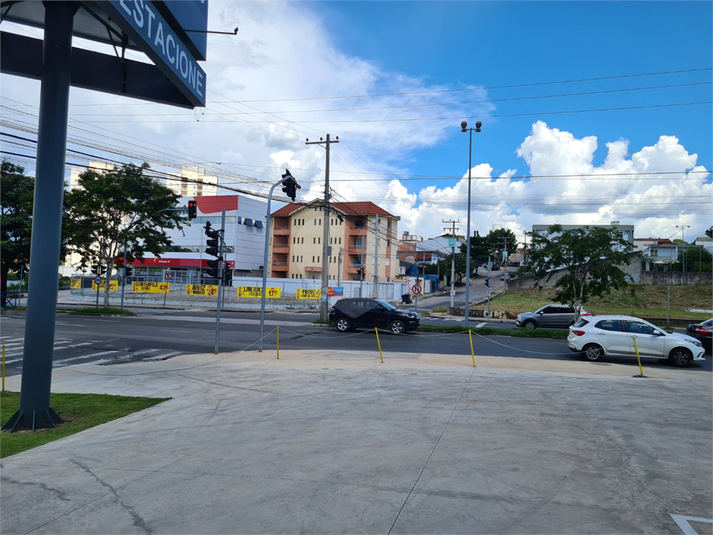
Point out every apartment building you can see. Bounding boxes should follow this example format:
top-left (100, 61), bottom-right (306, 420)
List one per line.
top-left (269, 201), bottom-right (399, 281)
top-left (165, 166), bottom-right (218, 198)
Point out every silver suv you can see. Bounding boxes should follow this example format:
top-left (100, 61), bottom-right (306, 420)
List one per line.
top-left (516, 304), bottom-right (590, 330)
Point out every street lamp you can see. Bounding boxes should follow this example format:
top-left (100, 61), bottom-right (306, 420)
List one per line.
top-left (460, 120), bottom-right (482, 328)
top-left (676, 224), bottom-right (690, 282)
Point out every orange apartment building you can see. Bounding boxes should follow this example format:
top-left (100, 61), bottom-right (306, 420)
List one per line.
top-left (269, 201), bottom-right (400, 281)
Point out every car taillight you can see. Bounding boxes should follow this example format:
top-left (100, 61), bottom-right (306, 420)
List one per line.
top-left (571, 330), bottom-right (585, 336)
top-left (695, 327), bottom-right (710, 335)
top-left (581, 312), bottom-right (591, 316)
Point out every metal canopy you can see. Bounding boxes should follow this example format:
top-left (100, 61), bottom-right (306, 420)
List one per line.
top-left (0, 0), bottom-right (207, 108)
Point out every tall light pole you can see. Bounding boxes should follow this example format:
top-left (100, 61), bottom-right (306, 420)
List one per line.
top-left (676, 224), bottom-right (690, 283)
top-left (460, 120), bottom-right (482, 328)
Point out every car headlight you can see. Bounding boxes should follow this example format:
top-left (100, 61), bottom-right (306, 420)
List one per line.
top-left (693, 340), bottom-right (703, 347)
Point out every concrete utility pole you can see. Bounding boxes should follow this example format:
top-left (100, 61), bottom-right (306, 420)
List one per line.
top-left (442, 219), bottom-right (459, 308)
top-left (372, 215), bottom-right (380, 298)
top-left (306, 134), bottom-right (339, 321)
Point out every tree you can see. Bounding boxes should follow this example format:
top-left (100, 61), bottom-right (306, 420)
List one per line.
top-left (522, 225), bottom-right (634, 318)
top-left (64, 163), bottom-right (186, 308)
top-left (705, 227), bottom-right (712, 239)
top-left (1, 161), bottom-right (35, 306)
top-left (461, 228), bottom-right (518, 276)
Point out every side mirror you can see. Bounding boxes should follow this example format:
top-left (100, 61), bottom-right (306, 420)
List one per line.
top-left (653, 329), bottom-right (664, 336)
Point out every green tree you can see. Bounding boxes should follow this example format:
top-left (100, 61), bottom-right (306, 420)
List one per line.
top-left (461, 228), bottom-right (518, 275)
top-left (1, 161), bottom-right (35, 306)
top-left (676, 247), bottom-right (712, 273)
top-left (522, 225), bottom-right (634, 318)
top-left (705, 226), bottom-right (712, 239)
top-left (64, 163), bottom-right (186, 307)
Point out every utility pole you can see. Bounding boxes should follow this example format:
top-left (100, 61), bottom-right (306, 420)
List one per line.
top-left (442, 219), bottom-right (459, 308)
top-left (337, 247), bottom-right (343, 286)
top-left (372, 215), bottom-right (380, 298)
top-left (306, 134), bottom-right (339, 321)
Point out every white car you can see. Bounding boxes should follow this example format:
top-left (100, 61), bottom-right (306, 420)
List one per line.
top-left (567, 315), bottom-right (705, 367)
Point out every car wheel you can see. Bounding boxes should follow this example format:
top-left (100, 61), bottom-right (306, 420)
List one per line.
top-left (523, 320), bottom-right (536, 330)
top-left (669, 347), bottom-right (692, 367)
top-left (389, 320), bottom-right (405, 334)
top-left (583, 343), bottom-right (603, 361)
top-left (335, 317), bottom-right (351, 332)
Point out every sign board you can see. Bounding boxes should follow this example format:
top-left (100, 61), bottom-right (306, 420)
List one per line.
top-left (132, 281), bottom-right (169, 293)
top-left (71, 278), bottom-right (82, 289)
top-left (164, 272), bottom-right (174, 281)
top-left (94, 276), bottom-right (102, 285)
top-left (297, 289), bottom-right (321, 300)
top-left (328, 287), bottom-right (344, 297)
top-left (449, 238), bottom-right (457, 248)
top-left (92, 280), bottom-right (119, 291)
top-left (411, 284), bottom-right (422, 295)
top-left (102, 1), bottom-right (207, 106)
top-left (238, 286), bottom-right (281, 299)
top-left (186, 284), bottom-right (218, 296)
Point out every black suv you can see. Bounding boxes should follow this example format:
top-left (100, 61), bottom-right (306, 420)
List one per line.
top-left (328, 298), bottom-right (420, 334)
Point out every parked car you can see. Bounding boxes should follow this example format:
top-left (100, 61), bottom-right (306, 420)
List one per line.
top-left (687, 318), bottom-right (712, 352)
top-left (568, 315), bottom-right (705, 366)
top-left (328, 298), bottom-right (420, 334)
top-left (515, 304), bottom-right (590, 330)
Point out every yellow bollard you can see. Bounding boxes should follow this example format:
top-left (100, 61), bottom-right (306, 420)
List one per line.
top-left (633, 336), bottom-right (644, 377)
top-left (469, 330), bottom-right (476, 368)
top-left (276, 326), bottom-right (280, 360)
top-left (2, 344), bottom-right (5, 392)
top-left (375, 327), bottom-right (384, 363)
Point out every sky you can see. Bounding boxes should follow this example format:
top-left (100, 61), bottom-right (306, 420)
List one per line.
top-left (1, 1), bottom-right (712, 247)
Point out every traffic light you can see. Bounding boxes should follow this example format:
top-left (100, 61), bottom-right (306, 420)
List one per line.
top-left (484, 279), bottom-right (490, 287)
top-left (357, 268), bottom-right (364, 280)
top-left (188, 200), bottom-right (197, 219)
top-left (205, 221), bottom-right (223, 279)
top-left (206, 259), bottom-right (221, 278)
top-left (281, 169), bottom-right (301, 201)
top-left (91, 264), bottom-right (106, 276)
top-left (125, 266), bottom-right (133, 277)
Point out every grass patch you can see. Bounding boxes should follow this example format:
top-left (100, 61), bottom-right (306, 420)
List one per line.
top-left (418, 324), bottom-right (568, 339)
top-left (312, 320), bottom-right (330, 325)
top-left (63, 307), bottom-right (136, 316)
top-left (485, 284), bottom-right (711, 321)
top-left (431, 307), bottom-right (449, 313)
top-left (0, 391), bottom-right (169, 458)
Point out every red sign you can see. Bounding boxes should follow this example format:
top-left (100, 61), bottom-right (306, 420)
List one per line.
top-left (411, 284), bottom-right (422, 295)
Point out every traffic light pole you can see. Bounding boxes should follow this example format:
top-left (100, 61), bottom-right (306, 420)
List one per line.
top-left (259, 180), bottom-right (282, 352)
top-left (214, 209), bottom-right (226, 354)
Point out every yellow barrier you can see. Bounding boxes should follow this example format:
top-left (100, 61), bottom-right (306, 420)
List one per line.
top-left (632, 336), bottom-right (645, 377)
top-left (375, 328), bottom-right (384, 363)
top-left (469, 330), bottom-right (476, 368)
top-left (276, 326), bottom-right (280, 360)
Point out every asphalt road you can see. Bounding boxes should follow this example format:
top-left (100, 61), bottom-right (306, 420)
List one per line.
top-left (2, 309), bottom-right (710, 376)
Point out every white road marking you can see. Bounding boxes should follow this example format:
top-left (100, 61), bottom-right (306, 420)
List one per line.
top-left (1, 338), bottom-right (25, 343)
top-left (476, 322), bottom-right (487, 328)
top-left (671, 514), bottom-right (713, 535)
top-left (53, 351), bottom-right (119, 366)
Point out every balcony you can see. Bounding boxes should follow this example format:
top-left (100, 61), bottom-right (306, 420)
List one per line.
top-left (271, 261), bottom-right (288, 273)
top-left (272, 245), bottom-right (290, 254)
top-left (273, 226), bottom-right (291, 236)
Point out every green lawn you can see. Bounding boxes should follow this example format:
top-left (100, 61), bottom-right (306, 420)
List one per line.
top-left (0, 391), bottom-right (169, 458)
top-left (481, 284), bottom-right (711, 321)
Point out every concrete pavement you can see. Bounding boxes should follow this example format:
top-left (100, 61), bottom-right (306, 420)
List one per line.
top-left (1, 349), bottom-right (712, 534)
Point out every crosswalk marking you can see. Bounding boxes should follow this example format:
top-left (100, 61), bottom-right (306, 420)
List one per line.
top-left (53, 351), bottom-right (119, 366)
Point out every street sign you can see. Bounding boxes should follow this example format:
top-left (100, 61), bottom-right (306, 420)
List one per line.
top-left (411, 284), bottom-right (422, 295)
top-left (94, 276), bottom-right (102, 285)
top-left (164, 272), bottom-right (174, 281)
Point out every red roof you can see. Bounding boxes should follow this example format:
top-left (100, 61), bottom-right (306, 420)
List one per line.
top-left (272, 201), bottom-right (398, 219)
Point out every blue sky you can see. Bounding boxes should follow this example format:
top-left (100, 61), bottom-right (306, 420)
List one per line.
top-left (2, 1), bottom-right (711, 243)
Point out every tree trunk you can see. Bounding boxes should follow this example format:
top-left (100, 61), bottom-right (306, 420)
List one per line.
top-left (103, 258), bottom-right (113, 309)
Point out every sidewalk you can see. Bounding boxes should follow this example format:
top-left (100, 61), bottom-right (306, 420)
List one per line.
top-left (2, 349), bottom-right (711, 534)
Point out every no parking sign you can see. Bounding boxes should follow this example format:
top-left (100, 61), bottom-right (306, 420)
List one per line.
top-left (411, 283), bottom-right (422, 295)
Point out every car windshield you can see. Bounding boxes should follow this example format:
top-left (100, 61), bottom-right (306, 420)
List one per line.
top-left (377, 300), bottom-right (396, 310)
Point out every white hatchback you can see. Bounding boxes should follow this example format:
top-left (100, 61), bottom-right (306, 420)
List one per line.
top-left (567, 315), bottom-right (705, 367)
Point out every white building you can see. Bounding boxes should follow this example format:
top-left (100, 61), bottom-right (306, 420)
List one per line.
top-left (124, 194), bottom-right (267, 281)
top-left (165, 166), bottom-right (218, 198)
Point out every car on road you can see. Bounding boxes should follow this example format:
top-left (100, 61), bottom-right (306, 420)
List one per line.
top-left (328, 298), bottom-right (420, 334)
top-left (687, 318), bottom-right (712, 353)
top-left (515, 304), bottom-right (590, 330)
top-left (568, 315), bottom-right (705, 366)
